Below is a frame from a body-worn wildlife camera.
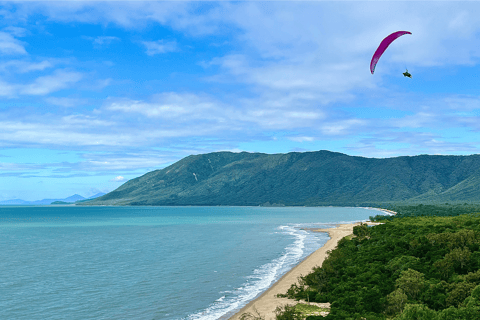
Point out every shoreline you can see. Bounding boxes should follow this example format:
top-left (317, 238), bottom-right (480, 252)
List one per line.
top-left (361, 207), bottom-right (397, 216)
top-left (228, 221), bottom-right (371, 320)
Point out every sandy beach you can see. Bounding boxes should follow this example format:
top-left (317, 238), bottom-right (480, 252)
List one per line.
top-left (362, 207), bottom-right (397, 216)
top-left (228, 221), bottom-right (376, 320)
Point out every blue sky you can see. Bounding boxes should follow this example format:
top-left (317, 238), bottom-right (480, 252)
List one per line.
top-left (2, 1), bottom-right (480, 201)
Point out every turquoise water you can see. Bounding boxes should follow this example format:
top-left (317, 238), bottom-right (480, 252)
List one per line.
top-left (0, 206), bottom-right (380, 320)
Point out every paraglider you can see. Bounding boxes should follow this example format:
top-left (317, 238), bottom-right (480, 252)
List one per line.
top-left (370, 31), bottom-right (412, 76)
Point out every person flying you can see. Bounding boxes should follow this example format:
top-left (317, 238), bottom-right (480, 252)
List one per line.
top-left (403, 69), bottom-right (412, 78)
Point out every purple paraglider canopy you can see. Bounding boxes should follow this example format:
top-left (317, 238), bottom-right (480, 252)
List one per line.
top-left (370, 31), bottom-right (412, 74)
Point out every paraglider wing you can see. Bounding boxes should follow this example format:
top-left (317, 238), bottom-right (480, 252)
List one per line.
top-left (370, 31), bottom-right (412, 74)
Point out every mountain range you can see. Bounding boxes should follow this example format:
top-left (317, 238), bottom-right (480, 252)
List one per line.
top-left (0, 193), bottom-right (106, 205)
top-left (82, 150), bottom-right (480, 206)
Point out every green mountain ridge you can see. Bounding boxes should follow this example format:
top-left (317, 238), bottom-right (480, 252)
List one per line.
top-left (83, 150), bottom-right (480, 206)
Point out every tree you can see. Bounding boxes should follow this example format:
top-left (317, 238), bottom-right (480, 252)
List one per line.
top-left (386, 288), bottom-right (408, 315)
top-left (387, 255), bottom-right (421, 276)
top-left (433, 258), bottom-right (454, 280)
top-left (446, 247), bottom-right (471, 271)
top-left (275, 304), bottom-right (302, 320)
top-left (311, 268), bottom-right (328, 295)
top-left (353, 223), bottom-right (370, 240)
top-left (396, 269), bottom-right (425, 301)
top-left (394, 304), bottom-right (438, 320)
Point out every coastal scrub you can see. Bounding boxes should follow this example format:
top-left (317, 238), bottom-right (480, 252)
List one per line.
top-left (280, 213), bottom-right (480, 319)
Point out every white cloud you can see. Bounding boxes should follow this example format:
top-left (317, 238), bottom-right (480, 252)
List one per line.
top-left (289, 136), bottom-right (315, 143)
top-left (0, 31), bottom-right (27, 55)
top-left (453, 116), bottom-right (480, 132)
top-left (0, 67), bottom-right (83, 97)
top-left (105, 91), bottom-right (328, 132)
top-left (0, 59), bottom-right (63, 74)
top-left (321, 119), bottom-right (368, 136)
top-left (61, 115), bottom-right (113, 128)
top-left (9, 2), bottom-right (480, 100)
top-left (20, 70), bottom-right (83, 95)
top-left (83, 78), bottom-right (112, 91)
top-left (0, 116), bottom-right (124, 147)
top-left (82, 35), bottom-right (121, 48)
top-left (105, 92), bottom-right (223, 120)
top-left (2, 2), bottom-right (480, 160)
top-left (443, 95), bottom-right (480, 111)
top-left (18, 60), bottom-right (54, 73)
top-left (391, 112), bottom-right (437, 129)
top-left (93, 36), bottom-right (120, 46)
top-left (11, 1), bottom-right (480, 68)
top-left (2, 26), bottom-right (28, 38)
top-left (142, 40), bottom-right (178, 56)
top-left (107, 99), bottom-right (187, 118)
top-left (0, 80), bottom-right (17, 97)
top-left (45, 97), bottom-right (87, 108)
top-left (0, 149), bottom-right (177, 177)
top-left (110, 176), bottom-right (125, 182)
top-left (19, 2), bottom-right (190, 28)
top-left (78, 151), bottom-right (179, 171)
top-left (0, 162), bottom-right (42, 171)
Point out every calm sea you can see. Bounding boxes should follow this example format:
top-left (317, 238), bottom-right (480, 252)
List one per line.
top-left (0, 206), bottom-right (380, 320)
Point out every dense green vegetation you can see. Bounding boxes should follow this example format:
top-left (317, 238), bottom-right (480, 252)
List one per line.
top-left (83, 150), bottom-right (480, 206)
top-left (371, 203), bottom-right (480, 221)
top-left (279, 211), bottom-right (480, 319)
top-left (240, 303), bottom-right (327, 320)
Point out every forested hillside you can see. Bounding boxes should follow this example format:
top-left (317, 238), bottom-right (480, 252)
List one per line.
top-left (84, 151), bottom-right (480, 206)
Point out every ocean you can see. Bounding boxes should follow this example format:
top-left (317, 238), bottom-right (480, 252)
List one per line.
top-left (0, 206), bottom-right (381, 320)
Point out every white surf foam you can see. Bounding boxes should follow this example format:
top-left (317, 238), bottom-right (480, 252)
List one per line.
top-left (184, 225), bottom-right (323, 320)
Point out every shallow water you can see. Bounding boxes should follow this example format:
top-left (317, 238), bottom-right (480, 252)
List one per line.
top-left (0, 206), bottom-right (379, 320)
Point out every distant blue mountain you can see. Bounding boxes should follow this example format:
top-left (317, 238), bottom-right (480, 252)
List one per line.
top-left (0, 193), bottom-right (105, 205)
top-left (88, 192), bottom-right (106, 199)
top-left (28, 194), bottom-right (85, 205)
top-left (64, 194), bottom-right (87, 202)
top-left (0, 199), bottom-right (31, 205)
